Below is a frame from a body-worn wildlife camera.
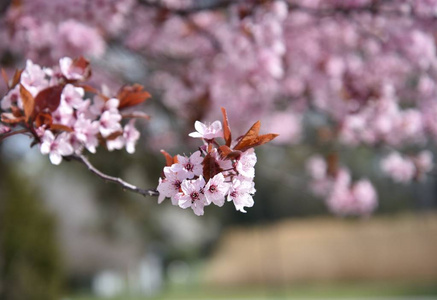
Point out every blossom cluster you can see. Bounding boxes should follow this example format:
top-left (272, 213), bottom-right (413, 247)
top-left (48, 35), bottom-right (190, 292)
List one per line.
top-left (2, 1), bottom-right (437, 216)
top-left (0, 0), bottom-right (134, 63)
top-left (157, 115), bottom-right (276, 216)
top-left (381, 150), bottom-right (434, 184)
top-left (306, 155), bottom-right (378, 216)
top-left (0, 57), bottom-right (150, 164)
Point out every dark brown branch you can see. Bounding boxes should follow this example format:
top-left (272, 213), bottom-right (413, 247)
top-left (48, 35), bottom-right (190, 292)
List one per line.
top-left (69, 154), bottom-right (159, 197)
top-left (138, 0), bottom-right (433, 21)
top-left (138, 0), bottom-right (242, 16)
top-left (0, 128), bottom-right (29, 142)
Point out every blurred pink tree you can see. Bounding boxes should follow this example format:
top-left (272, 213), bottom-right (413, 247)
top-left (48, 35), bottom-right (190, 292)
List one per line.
top-left (1, 0), bottom-right (437, 216)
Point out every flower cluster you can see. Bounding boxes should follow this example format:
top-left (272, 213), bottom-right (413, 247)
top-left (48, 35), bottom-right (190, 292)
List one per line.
top-left (381, 151), bottom-right (434, 183)
top-left (157, 109), bottom-right (277, 216)
top-left (306, 155), bottom-right (378, 216)
top-left (0, 57), bottom-right (150, 164)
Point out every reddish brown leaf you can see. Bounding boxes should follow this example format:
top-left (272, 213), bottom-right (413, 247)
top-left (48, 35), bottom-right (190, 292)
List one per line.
top-left (12, 0), bottom-right (22, 8)
top-left (234, 120), bottom-right (278, 152)
top-left (50, 123), bottom-right (73, 132)
top-left (1, 112), bottom-right (25, 124)
top-left (218, 145), bottom-right (241, 160)
top-left (19, 84), bottom-right (34, 122)
top-left (202, 153), bottom-right (223, 181)
top-left (221, 107), bottom-right (232, 147)
top-left (69, 56), bottom-right (91, 81)
top-left (73, 56), bottom-right (90, 70)
top-left (1, 68), bottom-right (9, 88)
top-left (34, 85), bottom-right (64, 115)
top-left (11, 69), bottom-right (23, 89)
top-left (160, 150), bottom-right (179, 167)
top-left (117, 84), bottom-right (151, 110)
top-left (34, 112), bottom-right (52, 128)
top-left (11, 106), bottom-right (23, 118)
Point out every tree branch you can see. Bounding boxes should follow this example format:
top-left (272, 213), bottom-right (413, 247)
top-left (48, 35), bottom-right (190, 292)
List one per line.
top-left (0, 128), bottom-right (29, 142)
top-left (138, 0), bottom-right (242, 16)
top-left (138, 0), bottom-right (432, 21)
top-left (69, 154), bottom-right (159, 197)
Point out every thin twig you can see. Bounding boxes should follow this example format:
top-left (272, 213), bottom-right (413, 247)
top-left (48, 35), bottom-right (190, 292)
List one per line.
top-left (70, 154), bottom-right (159, 197)
top-left (0, 128), bottom-right (29, 142)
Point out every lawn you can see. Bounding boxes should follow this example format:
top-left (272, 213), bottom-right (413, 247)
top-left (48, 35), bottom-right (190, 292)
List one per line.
top-left (71, 280), bottom-right (437, 300)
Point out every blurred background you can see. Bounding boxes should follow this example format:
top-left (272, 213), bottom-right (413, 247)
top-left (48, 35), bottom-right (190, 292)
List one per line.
top-left (1, 0), bottom-right (437, 299)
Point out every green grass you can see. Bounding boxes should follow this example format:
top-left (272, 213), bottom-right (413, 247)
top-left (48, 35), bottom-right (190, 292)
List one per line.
top-left (70, 280), bottom-right (437, 300)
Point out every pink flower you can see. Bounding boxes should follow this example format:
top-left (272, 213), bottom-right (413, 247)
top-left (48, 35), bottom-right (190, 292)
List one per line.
top-left (106, 135), bottom-right (125, 152)
top-left (227, 177), bottom-right (255, 213)
top-left (265, 111), bottom-right (302, 144)
top-left (177, 176), bottom-right (208, 216)
top-left (188, 120), bottom-right (223, 140)
top-left (326, 183), bottom-right (353, 216)
top-left (157, 167), bottom-right (187, 205)
top-left (204, 173), bottom-right (230, 207)
top-left (90, 97), bottom-right (119, 117)
top-left (60, 57), bottom-right (81, 80)
top-left (306, 155), bottom-right (327, 180)
top-left (73, 115), bottom-right (100, 153)
top-left (99, 110), bottom-right (122, 138)
top-left (236, 148), bottom-right (257, 178)
top-left (20, 59), bottom-right (49, 96)
top-left (56, 20), bottom-right (105, 58)
top-left (52, 101), bottom-right (76, 126)
top-left (351, 179), bottom-right (378, 215)
top-left (123, 120), bottom-right (140, 154)
top-left (0, 124), bottom-right (10, 134)
top-left (381, 152), bottom-right (415, 183)
top-left (39, 131), bottom-right (74, 165)
top-left (61, 84), bottom-right (85, 109)
top-left (171, 151), bottom-right (203, 179)
top-left (1, 85), bottom-right (22, 110)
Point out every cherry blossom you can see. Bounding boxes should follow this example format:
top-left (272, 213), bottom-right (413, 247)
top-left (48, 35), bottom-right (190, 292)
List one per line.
top-left (1, 85), bottom-right (22, 110)
top-left (60, 57), bottom-right (87, 81)
top-left (157, 113), bottom-right (276, 215)
top-left (306, 155), bottom-right (328, 181)
top-left (307, 156), bottom-right (379, 216)
top-left (0, 57), bottom-right (149, 166)
top-left (3, 1), bottom-right (437, 216)
top-left (236, 148), bottom-right (257, 179)
top-left (20, 59), bottom-right (50, 96)
top-left (227, 177), bottom-right (256, 213)
top-left (39, 131), bottom-right (74, 165)
top-left (123, 120), bottom-right (141, 154)
top-left (188, 120), bottom-right (223, 140)
top-left (189, 121), bottom-right (223, 140)
top-left (0, 124), bottom-right (10, 134)
top-left (73, 115), bottom-right (100, 154)
top-left (204, 173), bottom-right (229, 207)
top-left (60, 84), bottom-right (85, 109)
top-left (170, 151), bottom-right (203, 179)
top-left (98, 110), bottom-right (122, 138)
top-left (177, 176), bottom-right (207, 216)
top-left (351, 179), bottom-right (378, 215)
top-left (381, 152), bottom-right (416, 184)
top-left (157, 167), bottom-right (187, 205)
